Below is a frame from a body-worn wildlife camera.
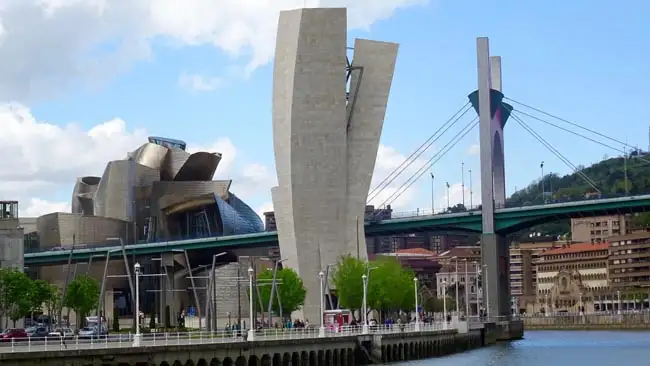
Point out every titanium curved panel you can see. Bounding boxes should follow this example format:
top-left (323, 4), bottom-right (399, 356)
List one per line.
top-left (36, 213), bottom-right (130, 248)
top-left (174, 152), bottom-right (221, 181)
top-left (71, 176), bottom-right (100, 215)
top-left (214, 193), bottom-right (264, 235)
top-left (129, 143), bottom-right (169, 172)
top-left (151, 181), bottom-right (232, 211)
top-left (93, 160), bottom-right (136, 222)
top-left (161, 148), bottom-right (190, 181)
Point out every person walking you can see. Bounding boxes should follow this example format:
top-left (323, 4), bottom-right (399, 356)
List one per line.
top-left (59, 329), bottom-right (67, 349)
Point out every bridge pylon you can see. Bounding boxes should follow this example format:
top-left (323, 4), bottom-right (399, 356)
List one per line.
top-left (469, 37), bottom-right (513, 318)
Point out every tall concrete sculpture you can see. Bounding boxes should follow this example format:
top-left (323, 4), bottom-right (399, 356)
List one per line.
top-left (271, 7), bottom-right (399, 320)
top-left (468, 37), bottom-right (513, 317)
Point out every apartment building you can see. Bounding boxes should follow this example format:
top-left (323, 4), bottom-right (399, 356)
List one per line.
top-left (608, 231), bottom-right (650, 288)
top-left (536, 242), bottom-right (610, 312)
top-left (509, 239), bottom-right (560, 310)
top-left (571, 214), bottom-right (632, 243)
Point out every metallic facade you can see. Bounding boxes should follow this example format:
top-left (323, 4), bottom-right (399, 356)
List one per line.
top-left (271, 7), bottom-right (399, 321)
top-left (36, 134), bottom-right (262, 257)
top-left (71, 176), bottom-right (100, 215)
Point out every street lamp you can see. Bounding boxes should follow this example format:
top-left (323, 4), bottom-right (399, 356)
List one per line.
top-left (442, 278), bottom-right (448, 329)
top-left (413, 277), bottom-right (420, 331)
top-left (247, 267), bottom-right (255, 341)
top-left (430, 172), bottom-right (435, 214)
top-left (362, 274), bottom-right (369, 334)
top-left (545, 293), bottom-right (549, 317)
top-left (483, 264), bottom-right (490, 318)
top-left (446, 182), bottom-right (451, 210)
top-left (617, 290), bottom-right (621, 315)
top-left (453, 257), bottom-right (459, 317)
top-left (318, 271), bottom-right (325, 337)
top-left (473, 261), bottom-right (479, 316)
top-left (463, 259), bottom-right (469, 318)
top-left (579, 292), bottom-right (583, 315)
top-left (133, 262), bottom-right (141, 347)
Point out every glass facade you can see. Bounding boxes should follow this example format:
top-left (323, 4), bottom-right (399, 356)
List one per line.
top-left (148, 136), bottom-right (187, 151)
top-left (214, 193), bottom-right (264, 235)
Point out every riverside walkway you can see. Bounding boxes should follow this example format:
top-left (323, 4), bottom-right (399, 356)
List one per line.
top-left (0, 322), bottom-right (473, 353)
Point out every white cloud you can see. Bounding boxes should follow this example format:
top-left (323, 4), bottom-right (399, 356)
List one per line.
top-left (178, 72), bottom-right (222, 92)
top-left (435, 182), bottom-right (481, 213)
top-left (466, 143), bottom-right (479, 156)
top-left (0, 103), bottom-right (267, 217)
top-left (0, 0), bottom-right (427, 102)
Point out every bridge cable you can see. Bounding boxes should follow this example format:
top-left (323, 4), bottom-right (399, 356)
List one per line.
top-left (376, 117), bottom-right (479, 210)
top-left (367, 102), bottom-right (472, 202)
top-left (506, 97), bottom-right (644, 153)
top-left (511, 113), bottom-right (601, 194)
top-left (508, 106), bottom-right (650, 166)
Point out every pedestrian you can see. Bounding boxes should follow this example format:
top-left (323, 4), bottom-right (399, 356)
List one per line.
top-left (59, 329), bottom-right (67, 349)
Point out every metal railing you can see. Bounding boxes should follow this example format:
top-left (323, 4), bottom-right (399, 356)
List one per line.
top-left (371, 193), bottom-right (650, 222)
top-left (0, 322), bottom-right (457, 353)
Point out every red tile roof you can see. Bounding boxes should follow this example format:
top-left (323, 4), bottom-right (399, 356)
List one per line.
top-left (540, 242), bottom-right (609, 256)
top-left (395, 248), bottom-right (436, 256)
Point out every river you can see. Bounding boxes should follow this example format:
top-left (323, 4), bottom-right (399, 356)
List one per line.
top-left (394, 330), bottom-right (650, 365)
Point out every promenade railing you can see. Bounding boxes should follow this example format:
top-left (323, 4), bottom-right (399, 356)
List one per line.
top-left (0, 322), bottom-right (454, 353)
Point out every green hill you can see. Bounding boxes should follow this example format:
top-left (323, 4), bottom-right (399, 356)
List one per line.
top-left (507, 150), bottom-right (650, 239)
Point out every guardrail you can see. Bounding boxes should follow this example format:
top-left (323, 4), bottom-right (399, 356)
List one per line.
top-left (0, 322), bottom-right (456, 353)
top-left (372, 193), bottom-right (650, 221)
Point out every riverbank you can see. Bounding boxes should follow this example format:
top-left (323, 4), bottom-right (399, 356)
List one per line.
top-left (523, 313), bottom-right (650, 330)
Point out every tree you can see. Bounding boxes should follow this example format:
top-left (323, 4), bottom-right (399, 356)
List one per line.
top-left (0, 268), bottom-right (34, 327)
top-left (256, 267), bottom-right (306, 319)
top-left (331, 255), bottom-right (366, 315)
top-left (367, 257), bottom-right (415, 313)
top-left (64, 275), bottom-right (100, 327)
top-left (43, 285), bottom-right (61, 328)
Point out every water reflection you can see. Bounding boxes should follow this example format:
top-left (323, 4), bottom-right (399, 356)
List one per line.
top-left (394, 331), bottom-right (650, 366)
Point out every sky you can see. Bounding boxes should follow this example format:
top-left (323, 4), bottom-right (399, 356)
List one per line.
top-left (0, 0), bottom-right (648, 219)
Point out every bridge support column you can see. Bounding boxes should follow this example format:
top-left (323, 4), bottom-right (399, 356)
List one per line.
top-left (481, 233), bottom-right (510, 317)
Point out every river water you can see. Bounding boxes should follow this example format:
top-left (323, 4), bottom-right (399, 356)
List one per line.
top-left (394, 330), bottom-right (650, 365)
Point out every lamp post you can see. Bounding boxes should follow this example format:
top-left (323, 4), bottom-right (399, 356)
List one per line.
top-left (442, 278), bottom-right (448, 329)
top-left (247, 267), bottom-right (255, 341)
top-left (540, 161), bottom-right (545, 199)
top-left (133, 262), bottom-right (141, 347)
top-left (545, 293), bottom-right (549, 317)
top-left (461, 161), bottom-right (465, 207)
top-left (464, 259), bottom-right (469, 317)
top-left (446, 182), bottom-right (451, 210)
top-left (413, 277), bottom-right (420, 331)
top-left (473, 261), bottom-right (479, 316)
top-left (318, 271), bottom-right (325, 337)
top-left (454, 257), bottom-right (459, 317)
top-left (362, 274), bottom-right (369, 334)
top-left (469, 169), bottom-right (473, 208)
top-left (483, 264), bottom-right (490, 318)
top-left (579, 292), bottom-right (583, 315)
top-left (430, 173), bottom-right (435, 214)
top-left (617, 290), bottom-right (621, 315)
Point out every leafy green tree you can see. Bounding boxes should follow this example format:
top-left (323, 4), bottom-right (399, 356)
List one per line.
top-left (331, 255), bottom-right (366, 316)
top-left (0, 268), bottom-right (34, 327)
top-left (367, 257), bottom-right (415, 313)
top-left (43, 285), bottom-right (61, 327)
top-left (64, 275), bottom-right (100, 327)
top-left (29, 280), bottom-right (53, 314)
top-left (256, 267), bottom-right (306, 319)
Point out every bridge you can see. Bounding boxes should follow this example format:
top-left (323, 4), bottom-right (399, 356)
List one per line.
top-left (24, 194), bottom-right (650, 266)
top-left (16, 8), bottom-right (650, 323)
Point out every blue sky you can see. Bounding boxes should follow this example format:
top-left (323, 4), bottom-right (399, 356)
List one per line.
top-left (0, 0), bottom-right (648, 217)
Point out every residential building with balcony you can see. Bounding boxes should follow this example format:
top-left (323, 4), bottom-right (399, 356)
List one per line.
top-left (571, 214), bottom-right (632, 243)
top-left (608, 231), bottom-right (650, 288)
